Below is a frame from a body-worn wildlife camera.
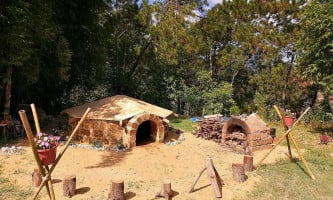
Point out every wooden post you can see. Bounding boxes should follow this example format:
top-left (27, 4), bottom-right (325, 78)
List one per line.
top-left (110, 180), bottom-right (125, 200)
top-left (63, 175), bottom-right (76, 198)
top-left (155, 180), bottom-right (173, 200)
top-left (189, 158), bottom-right (223, 198)
top-left (205, 159), bottom-right (222, 198)
top-left (32, 169), bottom-right (42, 187)
top-left (232, 163), bottom-right (246, 182)
top-left (188, 166), bottom-right (206, 193)
top-left (243, 155), bottom-right (253, 172)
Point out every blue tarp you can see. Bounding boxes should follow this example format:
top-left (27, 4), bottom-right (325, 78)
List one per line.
top-left (190, 117), bottom-right (202, 122)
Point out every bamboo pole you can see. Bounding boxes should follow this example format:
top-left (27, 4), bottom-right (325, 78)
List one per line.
top-left (288, 133), bottom-right (315, 179)
top-left (33, 108), bottom-right (91, 197)
top-left (273, 105), bottom-right (293, 160)
top-left (30, 104), bottom-right (41, 133)
top-left (19, 110), bottom-right (54, 200)
top-left (30, 104), bottom-right (56, 199)
top-left (255, 107), bottom-right (311, 168)
top-left (50, 107), bottom-right (90, 172)
top-left (273, 106), bottom-right (315, 180)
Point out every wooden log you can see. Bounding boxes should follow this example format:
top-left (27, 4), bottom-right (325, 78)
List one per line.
top-left (155, 180), bottom-right (172, 200)
top-left (63, 175), bottom-right (76, 198)
top-left (243, 155), bottom-right (254, 172)
top-left (110, 180), bottom-right (125, 200)
top-left (232, 163), bottom-right (246, 182)
top-left (32, 169), bottom-right (42, 187)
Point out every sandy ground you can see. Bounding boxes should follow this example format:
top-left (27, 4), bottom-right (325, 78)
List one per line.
top-left (0, 132), bottom-right (294, 200)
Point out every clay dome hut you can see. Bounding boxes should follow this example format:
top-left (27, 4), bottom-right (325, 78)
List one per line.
top-left (221, 114), bottom-right (275, 153)
top-left (61, 95), bottom-right (174, 148)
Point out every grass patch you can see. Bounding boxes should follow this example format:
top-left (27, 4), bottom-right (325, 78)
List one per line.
top-left (169, 117), bottom-right (196, 133)
top-left (248, 123), bottom-right (333, 200)
top-left (171, 119), bottom-right (333, 199)
top-left (0, 175), bottom-right (32, 200)
top-left (0, 164), bottom-right (32, 200)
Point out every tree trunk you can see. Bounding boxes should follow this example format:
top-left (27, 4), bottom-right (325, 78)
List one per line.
top-left (110, 180), bottom-right (125, 200)
top-left (32, 169), bottom-right (42, 187)
top-left (282, 55), bottom-right (294, 110)
top-left (243, 155), bottom-right (254, 172)
top-left (4, 66), bottom-right (12, 120)
top-left (63, 175), bottom-right (76, 198)
top-left (232, 163), bottom-right (246, 182)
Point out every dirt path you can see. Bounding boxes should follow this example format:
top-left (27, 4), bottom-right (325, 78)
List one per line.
top-left (1, 132), bottom-right (292, 200)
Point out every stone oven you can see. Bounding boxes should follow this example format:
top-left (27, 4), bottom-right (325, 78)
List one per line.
top-left (62, 95), bottom-right (174, 149)
top-left (221, 114), bottom-right (274, 153)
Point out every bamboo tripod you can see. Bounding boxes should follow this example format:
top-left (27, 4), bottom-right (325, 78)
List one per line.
top-left (19, 104), bottom-right (90, 200)
top-left (255, 105), bottom-right (315, 180)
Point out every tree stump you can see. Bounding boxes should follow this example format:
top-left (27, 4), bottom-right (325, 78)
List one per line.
top-left (32, 169), bottom-right (42, 187)
top-left (232, 163), bottom-right (246, 182)
top-left (110, 180), bottom-right (125, 200)
top-left (243, 155), bottom-right (254, 172)
top-left (63, 175), bottom-right (76, 198)
top-left (155, 180), bottom-right (172, 200)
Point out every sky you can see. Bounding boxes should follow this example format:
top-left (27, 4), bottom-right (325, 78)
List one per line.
top-left (146, 0), bottom-right (222, 8)
top-left (207, 0), bottom-right (222, 7)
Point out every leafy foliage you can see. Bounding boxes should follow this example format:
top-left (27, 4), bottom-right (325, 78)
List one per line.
top-left (297, 0), bottom-right (333, 94)
top-left (0, 0), bottom-right (331, 120)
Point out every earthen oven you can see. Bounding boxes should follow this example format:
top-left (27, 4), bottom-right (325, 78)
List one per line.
top-left (62, 95), bottom-right (174, 148)
top-left (221, 114), bottom-right (274, 153)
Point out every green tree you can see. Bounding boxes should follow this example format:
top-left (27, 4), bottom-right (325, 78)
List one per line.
top-left (139, 0), bottom-right (209, 114)
top-left (0, 0), bottom-right (71, 115)
top-left (297, 0), bottom-right (333, 107)
top-left (53, 0), bottom-right (109, 102)
top-left (199, 0), bottom-right (307, 114)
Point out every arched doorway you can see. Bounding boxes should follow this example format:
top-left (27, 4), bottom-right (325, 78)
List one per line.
top-left (125, 113), bottom-right (166, 148)
top-left (136, 120), bottom-right (155, 145)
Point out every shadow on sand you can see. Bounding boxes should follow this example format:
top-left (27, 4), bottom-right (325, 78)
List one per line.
top-left (85, 148), bottom-right (132, 169)
top-left (76, 187), bottom-right (90, 195)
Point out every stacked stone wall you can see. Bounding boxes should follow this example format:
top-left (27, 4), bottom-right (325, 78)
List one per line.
top-left (68, 118), bottom-right (125, 146)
